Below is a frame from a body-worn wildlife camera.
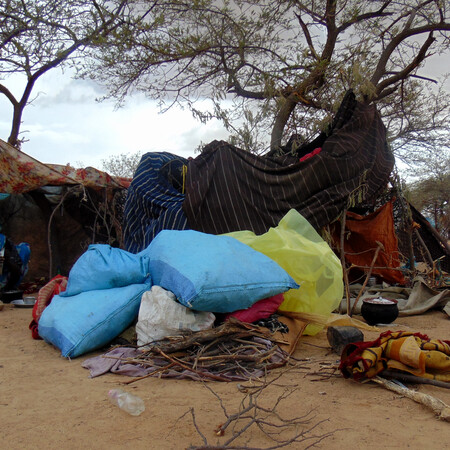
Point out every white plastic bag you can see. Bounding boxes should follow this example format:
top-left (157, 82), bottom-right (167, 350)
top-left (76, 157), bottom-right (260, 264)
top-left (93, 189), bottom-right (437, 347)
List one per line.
top-left (136, 286), bottom-right (216, 346)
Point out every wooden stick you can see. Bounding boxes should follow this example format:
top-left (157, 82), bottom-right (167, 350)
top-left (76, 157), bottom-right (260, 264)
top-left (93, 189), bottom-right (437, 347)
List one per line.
top-left (339, 209), bottom-right (351, 316)
top-left (155, 348), bottom-right (232, 382)
top-left (143, 320), bottom-right (268, 354)
top-left (47, 187), bottom-right (71, 278)
top-left (414, 229), bottom-right (434, 268)
top-left (195, 348), bottom-right (276, 363)
top-left (373, 376), bottom-right (450, 422)
top-left (351, 240), bottom-right (384, 316)
top-left (380, 370), bottom-right (450, 389)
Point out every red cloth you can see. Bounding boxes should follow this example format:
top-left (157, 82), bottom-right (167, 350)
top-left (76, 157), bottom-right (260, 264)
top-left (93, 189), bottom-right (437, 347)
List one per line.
top-left (29, 275), bottom-right (68, 339)
top-left (224, 293), bottom-right (284, 323)
top-left (299, 147), bottom-right (322, 162)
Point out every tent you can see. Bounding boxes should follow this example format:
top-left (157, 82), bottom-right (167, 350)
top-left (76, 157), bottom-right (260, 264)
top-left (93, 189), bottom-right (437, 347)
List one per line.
top-left (0, 139), bottom-right (130, 281)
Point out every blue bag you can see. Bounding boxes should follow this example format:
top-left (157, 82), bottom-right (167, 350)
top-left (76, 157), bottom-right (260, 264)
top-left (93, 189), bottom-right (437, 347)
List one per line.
top-left (39, 284), bottom-right (149, 358)
top-left (63, 244), bottom-right (151, 296)
top-left (146, 230), bottom-right (299, 313)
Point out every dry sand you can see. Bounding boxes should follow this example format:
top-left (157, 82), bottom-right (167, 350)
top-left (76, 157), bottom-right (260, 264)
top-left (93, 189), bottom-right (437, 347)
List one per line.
top-left (1, 304), bottom-right (449, 449)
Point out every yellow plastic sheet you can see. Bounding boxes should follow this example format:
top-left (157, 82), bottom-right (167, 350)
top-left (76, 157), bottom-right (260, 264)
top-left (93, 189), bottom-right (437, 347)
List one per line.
top-left (227, 209), bottom-right (343, 335)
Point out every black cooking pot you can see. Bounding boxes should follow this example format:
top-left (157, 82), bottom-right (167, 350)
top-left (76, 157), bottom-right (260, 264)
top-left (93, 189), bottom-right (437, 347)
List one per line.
top-left (0, 290), bottom-right (24, 303)
top-left (361, 298), bottom-right (399, 326)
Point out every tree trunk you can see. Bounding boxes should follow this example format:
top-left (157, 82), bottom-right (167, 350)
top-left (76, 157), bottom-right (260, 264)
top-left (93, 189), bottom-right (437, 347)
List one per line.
top-left (8, 103), bottom-right (24, 148)
top-left (270, 95), bottom-right (297, 151)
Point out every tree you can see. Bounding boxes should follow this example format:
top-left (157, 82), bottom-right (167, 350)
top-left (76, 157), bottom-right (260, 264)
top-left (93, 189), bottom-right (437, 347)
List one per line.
top-left (101, 151), bottom-right (142, 178)
top-left (406, 154), bottom-right (450, 241)
top-left (0, 0), bottom-right (129, 148)
top-left (79, 0), bottom-right (450, 160)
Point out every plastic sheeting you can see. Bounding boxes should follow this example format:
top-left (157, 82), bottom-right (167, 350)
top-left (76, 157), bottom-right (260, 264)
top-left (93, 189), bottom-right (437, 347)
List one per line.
top-left (227, 209), bottom-right (343, 335)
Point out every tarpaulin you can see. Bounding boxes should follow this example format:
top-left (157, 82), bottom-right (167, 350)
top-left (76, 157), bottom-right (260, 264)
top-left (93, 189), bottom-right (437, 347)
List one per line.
top-left (183, 101), bottom-right (394, 235)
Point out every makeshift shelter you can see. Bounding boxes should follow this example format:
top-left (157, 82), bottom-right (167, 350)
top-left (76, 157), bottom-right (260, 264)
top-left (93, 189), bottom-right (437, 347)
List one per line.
top-left (4, 92), bottom-right (446, 369)
top-left (0, 139), bottom-right (129, 281)
top-left (123, 92), bottom-right (395, 241)
top-left (123, 92), bottom-right (449, 286)
top-left (182, 101), bottom-right (393, 235)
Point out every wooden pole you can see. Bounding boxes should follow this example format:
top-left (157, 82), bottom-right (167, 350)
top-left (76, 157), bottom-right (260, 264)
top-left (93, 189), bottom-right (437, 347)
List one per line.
top-left (351, 241), bottom-right (384, 316)
top-left (340, 209), bottom-right (351, 316)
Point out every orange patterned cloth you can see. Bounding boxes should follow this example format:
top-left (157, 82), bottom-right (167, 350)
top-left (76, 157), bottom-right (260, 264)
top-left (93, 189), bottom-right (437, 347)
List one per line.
top-left (29, 275), bottom-right (68, 339)
top-left (340, 330), bottom-right (450, 383)
top-left (0, 138), bottom-right (130, 194)
top-left (330, 201), bottom-right (405, 284)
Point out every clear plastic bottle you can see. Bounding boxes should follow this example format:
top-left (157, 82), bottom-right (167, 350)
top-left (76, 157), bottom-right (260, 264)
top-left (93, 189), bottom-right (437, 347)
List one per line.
top-left (108, 389), bottom-right (145, 416)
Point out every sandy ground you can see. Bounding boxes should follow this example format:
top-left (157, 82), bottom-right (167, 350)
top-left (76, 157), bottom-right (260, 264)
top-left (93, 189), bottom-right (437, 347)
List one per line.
top-left (0, 303), bottom-right (449, 450)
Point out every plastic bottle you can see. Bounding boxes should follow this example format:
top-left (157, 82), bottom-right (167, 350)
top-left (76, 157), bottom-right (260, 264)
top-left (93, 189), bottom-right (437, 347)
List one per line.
top-left (108, 389), bottom-right (145, 416)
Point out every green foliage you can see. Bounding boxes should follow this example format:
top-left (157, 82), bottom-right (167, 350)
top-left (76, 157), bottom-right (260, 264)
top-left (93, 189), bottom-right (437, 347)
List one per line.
top-left (405, 155), bottom-right (450, 240)
top-left (77, 0), bottom-right (450, 159)
top-left (0, 0), bottom-right (128, 147)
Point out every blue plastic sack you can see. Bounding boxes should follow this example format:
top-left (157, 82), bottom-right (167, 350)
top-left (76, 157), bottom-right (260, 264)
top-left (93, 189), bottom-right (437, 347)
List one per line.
top-left (63, 244), bottom-right (151, 297)
top-left (39, 284), bottom-right (149, 358)
top-left (146, 230), bottom-right (299, 313)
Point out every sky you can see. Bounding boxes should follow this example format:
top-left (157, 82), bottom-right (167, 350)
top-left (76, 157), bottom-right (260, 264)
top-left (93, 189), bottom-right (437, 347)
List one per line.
top-left (0, 69), bottom-right (230, 170)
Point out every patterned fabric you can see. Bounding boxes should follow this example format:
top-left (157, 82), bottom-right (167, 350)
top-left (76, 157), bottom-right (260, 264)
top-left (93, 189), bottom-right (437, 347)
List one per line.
top-left (340, 330), bottom-right (450, 382)
top-left (29, 275), bottom-right (68, 340)
top-left (0, 138), bottom-right (130, 194)
top-left (183, 101), bottom-right (394, 235)
top-left (123, 152), bottom-right (190, 253)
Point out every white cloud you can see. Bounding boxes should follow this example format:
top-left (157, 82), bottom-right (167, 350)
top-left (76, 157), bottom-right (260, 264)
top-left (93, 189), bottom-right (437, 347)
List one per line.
top-left (0, 68), bottom-right (229, 169)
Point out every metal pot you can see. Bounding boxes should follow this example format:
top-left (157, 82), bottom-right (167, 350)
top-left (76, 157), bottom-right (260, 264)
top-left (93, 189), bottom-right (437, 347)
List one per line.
top-left (0, 290), bottom-right (24, 303)
top-left (361, 297), bottom-right (399, 326)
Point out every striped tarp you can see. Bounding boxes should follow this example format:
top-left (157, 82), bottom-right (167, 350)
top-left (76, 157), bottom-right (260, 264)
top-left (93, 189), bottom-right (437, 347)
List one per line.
top-left (183, 101), bottom-right (394, 235)
top-left (123, 152), bottom-right (189, 253)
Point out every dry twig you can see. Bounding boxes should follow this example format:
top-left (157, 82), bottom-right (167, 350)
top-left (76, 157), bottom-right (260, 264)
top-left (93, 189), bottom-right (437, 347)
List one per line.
top-left (115, 319), bottom-right (291, 384)
top-left (181, 370), bottom-right (338, 449)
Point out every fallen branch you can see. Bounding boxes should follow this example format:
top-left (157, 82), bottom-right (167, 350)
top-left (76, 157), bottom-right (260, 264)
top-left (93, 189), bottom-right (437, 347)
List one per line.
top-left (380, 370), bottom-right (450, 390)
top-left (183, 370), bottom-right (339, 449)
top-left (373, 376), bottom-right (450, 422)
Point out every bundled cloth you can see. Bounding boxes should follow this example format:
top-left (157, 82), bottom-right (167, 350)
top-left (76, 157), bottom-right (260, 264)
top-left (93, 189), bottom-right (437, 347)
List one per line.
top-left (29, 275), bottom-right (68, 339)
top-left (123, 152), bottom-right (189, 252)
top-left (340, 330), bottom-right (450, 383)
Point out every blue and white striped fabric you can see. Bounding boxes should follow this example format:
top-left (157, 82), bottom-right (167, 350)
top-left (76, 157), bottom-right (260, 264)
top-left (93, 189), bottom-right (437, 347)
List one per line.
top-left (123, 152), bottom-right (190, 253)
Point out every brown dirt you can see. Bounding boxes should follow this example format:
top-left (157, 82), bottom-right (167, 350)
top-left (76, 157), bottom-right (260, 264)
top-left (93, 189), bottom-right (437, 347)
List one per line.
top-left (1, 304), bottom-right (449, 449)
